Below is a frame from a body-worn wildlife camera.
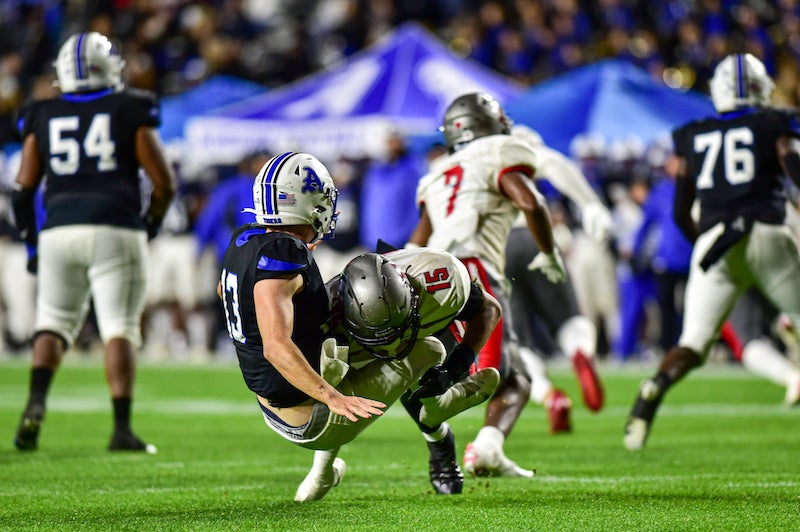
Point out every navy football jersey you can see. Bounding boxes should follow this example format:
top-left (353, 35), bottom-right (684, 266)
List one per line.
top-left (18, 89), bottom-right (160, 230)
top-left (219, 225), bottom-right (329, 408)
top-left (673, 107), bottom-right (800, 233)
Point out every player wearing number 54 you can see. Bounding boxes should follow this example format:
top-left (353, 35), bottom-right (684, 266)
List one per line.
top-left (11, 32), bottom-right (176, 453)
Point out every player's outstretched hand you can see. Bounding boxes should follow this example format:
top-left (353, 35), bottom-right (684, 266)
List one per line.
top-left (328, 394), bottom-right (386, 423)
top-left (527, 248), bottom-right (566, 283)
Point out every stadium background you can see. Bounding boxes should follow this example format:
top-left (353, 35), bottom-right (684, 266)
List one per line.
top-left (1, 0), bottom-right (800, 363)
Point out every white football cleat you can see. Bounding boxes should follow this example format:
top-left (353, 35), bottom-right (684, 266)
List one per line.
top-left (623, 417), bottom-right (649, 451)
top-left (419, 368), bottom-right (500, 427)
top-left (294, 457), bottom-right (346, 502)
top-left (462, 441), bottom-right (534, 478)
top-left (784, 374), bottom-right (800, 407)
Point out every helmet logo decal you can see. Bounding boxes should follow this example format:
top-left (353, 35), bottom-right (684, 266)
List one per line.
top-left (301, 166), bottom-right (325, 193)
top-left (75, 32), bottom-right (87, 80)
top-left (258, 151), bottom-right (294, 216)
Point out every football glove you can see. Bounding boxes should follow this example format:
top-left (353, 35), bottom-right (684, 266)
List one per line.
top-left (408, 364), bottom-right (451, 403)
top-left (527, 247), bottom-right (566, 283)
top-left (581, 201), bottom-right (612, 242)
top-left (320, 337), bottom-right (350, 388)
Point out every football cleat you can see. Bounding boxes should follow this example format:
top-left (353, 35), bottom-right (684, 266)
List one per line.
top-left (14, 402), bottom-right (44, 451)
top-left (623, 378), bottom-right (663, 451)
top-left (784, 374), bottom-right (800, 407)
top-left (544, 388), bottom-right (572, 434)
top-left (462, 441), bottom-right (534, 478)
top-left (108, 430), bottom-right (158, 454)
top-left (294, 457), bottom-right (346, 502)
top-left (427, 425), bottom-right (463, 495)
top-left (419, 367), bottom-right (500, 427)
top-left (572, 351), bottom-right (604, 412)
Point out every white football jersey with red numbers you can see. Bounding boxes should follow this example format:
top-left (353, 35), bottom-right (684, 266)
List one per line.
top-left (384, 247), bottom-right (472, 336)
top-left (416, 134), bottom-right (538, 276)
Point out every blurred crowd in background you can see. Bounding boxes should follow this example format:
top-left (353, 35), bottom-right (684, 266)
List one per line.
top-left (3, 0), bottom-right (800, 363)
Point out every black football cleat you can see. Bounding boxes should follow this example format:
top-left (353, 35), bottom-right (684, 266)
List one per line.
top-left (14, 403), bottom-right (44, 451)
top-left (427, 425), bottom-right (463, 495)
top-left (108, 429), bottom-right (158, 454)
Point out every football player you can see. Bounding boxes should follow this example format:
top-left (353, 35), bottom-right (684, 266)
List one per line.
top-left (624, 53), bottom-right (800, 450)
top-left (323, 245), bottom-right (502, 495)
top-left (408, 92), bottom-right (566, 477)
top-left (218, 152), bottom-right (453, 503)
top-left (505, 124), bottom-right (610, 433)
top-left (12, 32), bottom-right (175, 452)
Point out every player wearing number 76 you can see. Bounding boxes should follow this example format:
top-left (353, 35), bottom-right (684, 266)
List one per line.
top-left (11, 32), bottom-right (176, 453)
top-left (624, 53), bottom-right (800, 451)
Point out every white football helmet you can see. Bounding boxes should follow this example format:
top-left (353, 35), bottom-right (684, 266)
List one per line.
top-left (441, 92), bottom-right (512, 151)
top-left (54, 32), bottom-right (125, 94)
top-left (338, 253), bottom-right (420, 360)
top-left (709, 53), bottom-right (774, 113)
top-left (243, 152), bottom-right (338, 242)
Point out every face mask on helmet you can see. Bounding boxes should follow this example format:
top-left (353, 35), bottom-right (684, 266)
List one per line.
top-left (441, 92), bottom-right (512, 152)
top-left (339, 253), bottom-right (421, 360)
top-left (54, 32), bottom-right (125, 94)
top-left (709, 53), bottom-right (774, 113)
top-left (243, 152), bottom-right (339, 243)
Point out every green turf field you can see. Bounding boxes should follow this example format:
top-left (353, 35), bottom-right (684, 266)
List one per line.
top-left (0, 358), bottom-right (797, 531)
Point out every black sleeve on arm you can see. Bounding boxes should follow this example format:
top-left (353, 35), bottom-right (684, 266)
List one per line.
top-left (455, 281), bottom-right (485, 321)
top-left (781, 151), bottom-right (800, 189)
top-left (11, 186), bottom-right (38, 247)
top-left (673, 171), bottom-right (698, 244)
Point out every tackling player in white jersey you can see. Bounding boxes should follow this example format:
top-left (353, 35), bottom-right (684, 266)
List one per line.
top-left (294, 247), bottom-right (502, 499)
top-left (409, 92), bottom-right (566, 477)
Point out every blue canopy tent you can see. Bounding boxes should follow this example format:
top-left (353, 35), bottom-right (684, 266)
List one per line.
top-left (158, 75), bottom-right (265, 143)
top-left (185, 22), bottom-right (524, 165)
top-left (505, 60), bottom-right (715, 156)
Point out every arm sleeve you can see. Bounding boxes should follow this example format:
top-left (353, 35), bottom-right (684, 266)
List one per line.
top-left (531, 145), bottom-right (602, 207)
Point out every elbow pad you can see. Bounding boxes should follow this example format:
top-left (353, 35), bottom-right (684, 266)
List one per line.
top-left (10, 187), bottom-right (38, 247)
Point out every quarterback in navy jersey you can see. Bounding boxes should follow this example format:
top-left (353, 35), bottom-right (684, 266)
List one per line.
top-left (12, 32), bottom-right (175, 453)
top-left (624, 53), bottom-right (800, 451)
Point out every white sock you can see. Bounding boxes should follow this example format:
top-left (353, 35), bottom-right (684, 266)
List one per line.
top-left (474, 425), bottom-right (504, 449)
top-left (557, 315), bottom-right (597, 360)
top-left (422, 422), bottom-right (450, 443)
top-left (742, 339), bottom-right (799, 387)
top-left (520, 346), bottom-right (553, 404)
top-left (310, 448), bottom-right (339, 474)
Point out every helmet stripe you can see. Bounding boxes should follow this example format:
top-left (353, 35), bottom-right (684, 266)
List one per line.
top-left (75, 33), bottom-right (87, 80)
top-left (735, 54), bottom-right (745, 100)
top-left (262, 151), bottom-right (294, 215)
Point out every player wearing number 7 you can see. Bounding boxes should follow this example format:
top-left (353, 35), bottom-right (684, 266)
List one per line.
top-left (624, 53), bottom-right (800, 451)
top-left (409, 92), bottom-right (566, 477)
top-left (11, 32), bottom-right (175, 452)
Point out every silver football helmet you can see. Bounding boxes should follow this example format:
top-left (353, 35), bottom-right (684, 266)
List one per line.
top-left (709, 53), bottom-right (774, 113)
top-left (441, 92), bottom-right (512, 151)
top-left (339, 253), bottom-right (420, 360)
top-left (243, 152), bottom-right (338, 242)
top-left (54, 32), bottom-right (125, 93)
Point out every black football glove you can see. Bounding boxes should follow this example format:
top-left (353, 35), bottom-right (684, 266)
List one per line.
top-left (26, 254), bottom-right (38, 274)
top-left (143, 212), bottom-right (163, 241)
top-left (408, 364), bottom-right (452, 402)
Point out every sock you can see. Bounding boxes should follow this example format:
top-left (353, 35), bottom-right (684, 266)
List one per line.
top-left (29, 367), bottom-right (54, 405)
top-left (741, 338), bottom-right (797, 387)
top-left (311, 448), bottom-right (339, 474)
top-left (422, 423), bottom-right (449, 443)
top-left (112, 397), bottom-right (132, 432)
top-left (474, 425), bottom-right (504, 449)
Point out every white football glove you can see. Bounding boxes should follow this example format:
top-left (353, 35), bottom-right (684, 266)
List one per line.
top-left (527, 247), bottom-right (567, 283)
top-left (320, 337), bottom-right (350, 387)
top-left (581, 201), bottom-right (612, 242)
